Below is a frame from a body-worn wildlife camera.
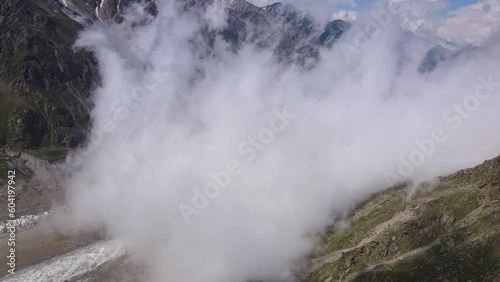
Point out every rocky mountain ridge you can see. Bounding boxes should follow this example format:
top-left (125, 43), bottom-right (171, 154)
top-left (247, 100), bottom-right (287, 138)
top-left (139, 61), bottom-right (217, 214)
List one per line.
top-left (62, 0), bottom-right (351, 66)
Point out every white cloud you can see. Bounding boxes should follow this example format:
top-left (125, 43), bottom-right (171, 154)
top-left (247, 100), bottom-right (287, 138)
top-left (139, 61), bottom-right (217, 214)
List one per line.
top-left (331, 9), bottom-right (357, 21)
top-left (380, 0), bottom-right (448, 36)
top-left (437, 0), bottom-right (500, 45)
top-left (249, 0), bottom-right (500, 45)
top-left (248, 0), bottom-right (357, 22)
top-left (386, 0), bottom-right (449, 17)
top-left (338, 0), bottom-right (500, 45)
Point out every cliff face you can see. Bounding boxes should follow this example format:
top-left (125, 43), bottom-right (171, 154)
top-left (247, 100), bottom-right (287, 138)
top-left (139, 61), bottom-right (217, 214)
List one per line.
top-left (306, 156), bottom-right (500, 282)
top-left (0, 0), bottom-right (99, 150)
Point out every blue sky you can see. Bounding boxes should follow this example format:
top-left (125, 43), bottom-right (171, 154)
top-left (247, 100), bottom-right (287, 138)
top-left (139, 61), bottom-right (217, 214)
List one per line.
top-left (337, 0), bottom-right (480, 12)
top-left (447, 0), bottom-right (480, 11)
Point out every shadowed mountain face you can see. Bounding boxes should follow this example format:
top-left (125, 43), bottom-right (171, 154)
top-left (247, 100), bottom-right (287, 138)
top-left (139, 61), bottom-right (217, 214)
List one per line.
top-left (0, 0), bottom-right (98, 150)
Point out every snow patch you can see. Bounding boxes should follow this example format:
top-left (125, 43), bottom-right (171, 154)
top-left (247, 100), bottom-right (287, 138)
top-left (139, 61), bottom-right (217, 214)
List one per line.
top-left (3, 241), bottom-right (125, 282)
top-left (0, 210), bottom-right (52, 236)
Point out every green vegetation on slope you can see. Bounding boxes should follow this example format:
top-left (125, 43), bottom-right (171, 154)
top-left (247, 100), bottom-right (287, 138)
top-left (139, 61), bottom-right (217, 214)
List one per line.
top-left (306, 157), bottom-right (500, 282)
top-left (0, 0), bottom-right (98, 152)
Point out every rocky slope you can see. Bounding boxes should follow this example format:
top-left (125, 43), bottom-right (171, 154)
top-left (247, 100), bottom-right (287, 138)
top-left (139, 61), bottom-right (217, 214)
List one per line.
top-left (0, 148), bottom-right (64, 221)
top-left (306, 156), bottom-right (500, 282)
top-left (0, 0), bottom-right (99, 150)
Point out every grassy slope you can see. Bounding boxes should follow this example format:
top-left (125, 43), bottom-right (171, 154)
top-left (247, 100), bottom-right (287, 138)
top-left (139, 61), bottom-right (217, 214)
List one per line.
top-left (306, 157), bottom-right (500, 282)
